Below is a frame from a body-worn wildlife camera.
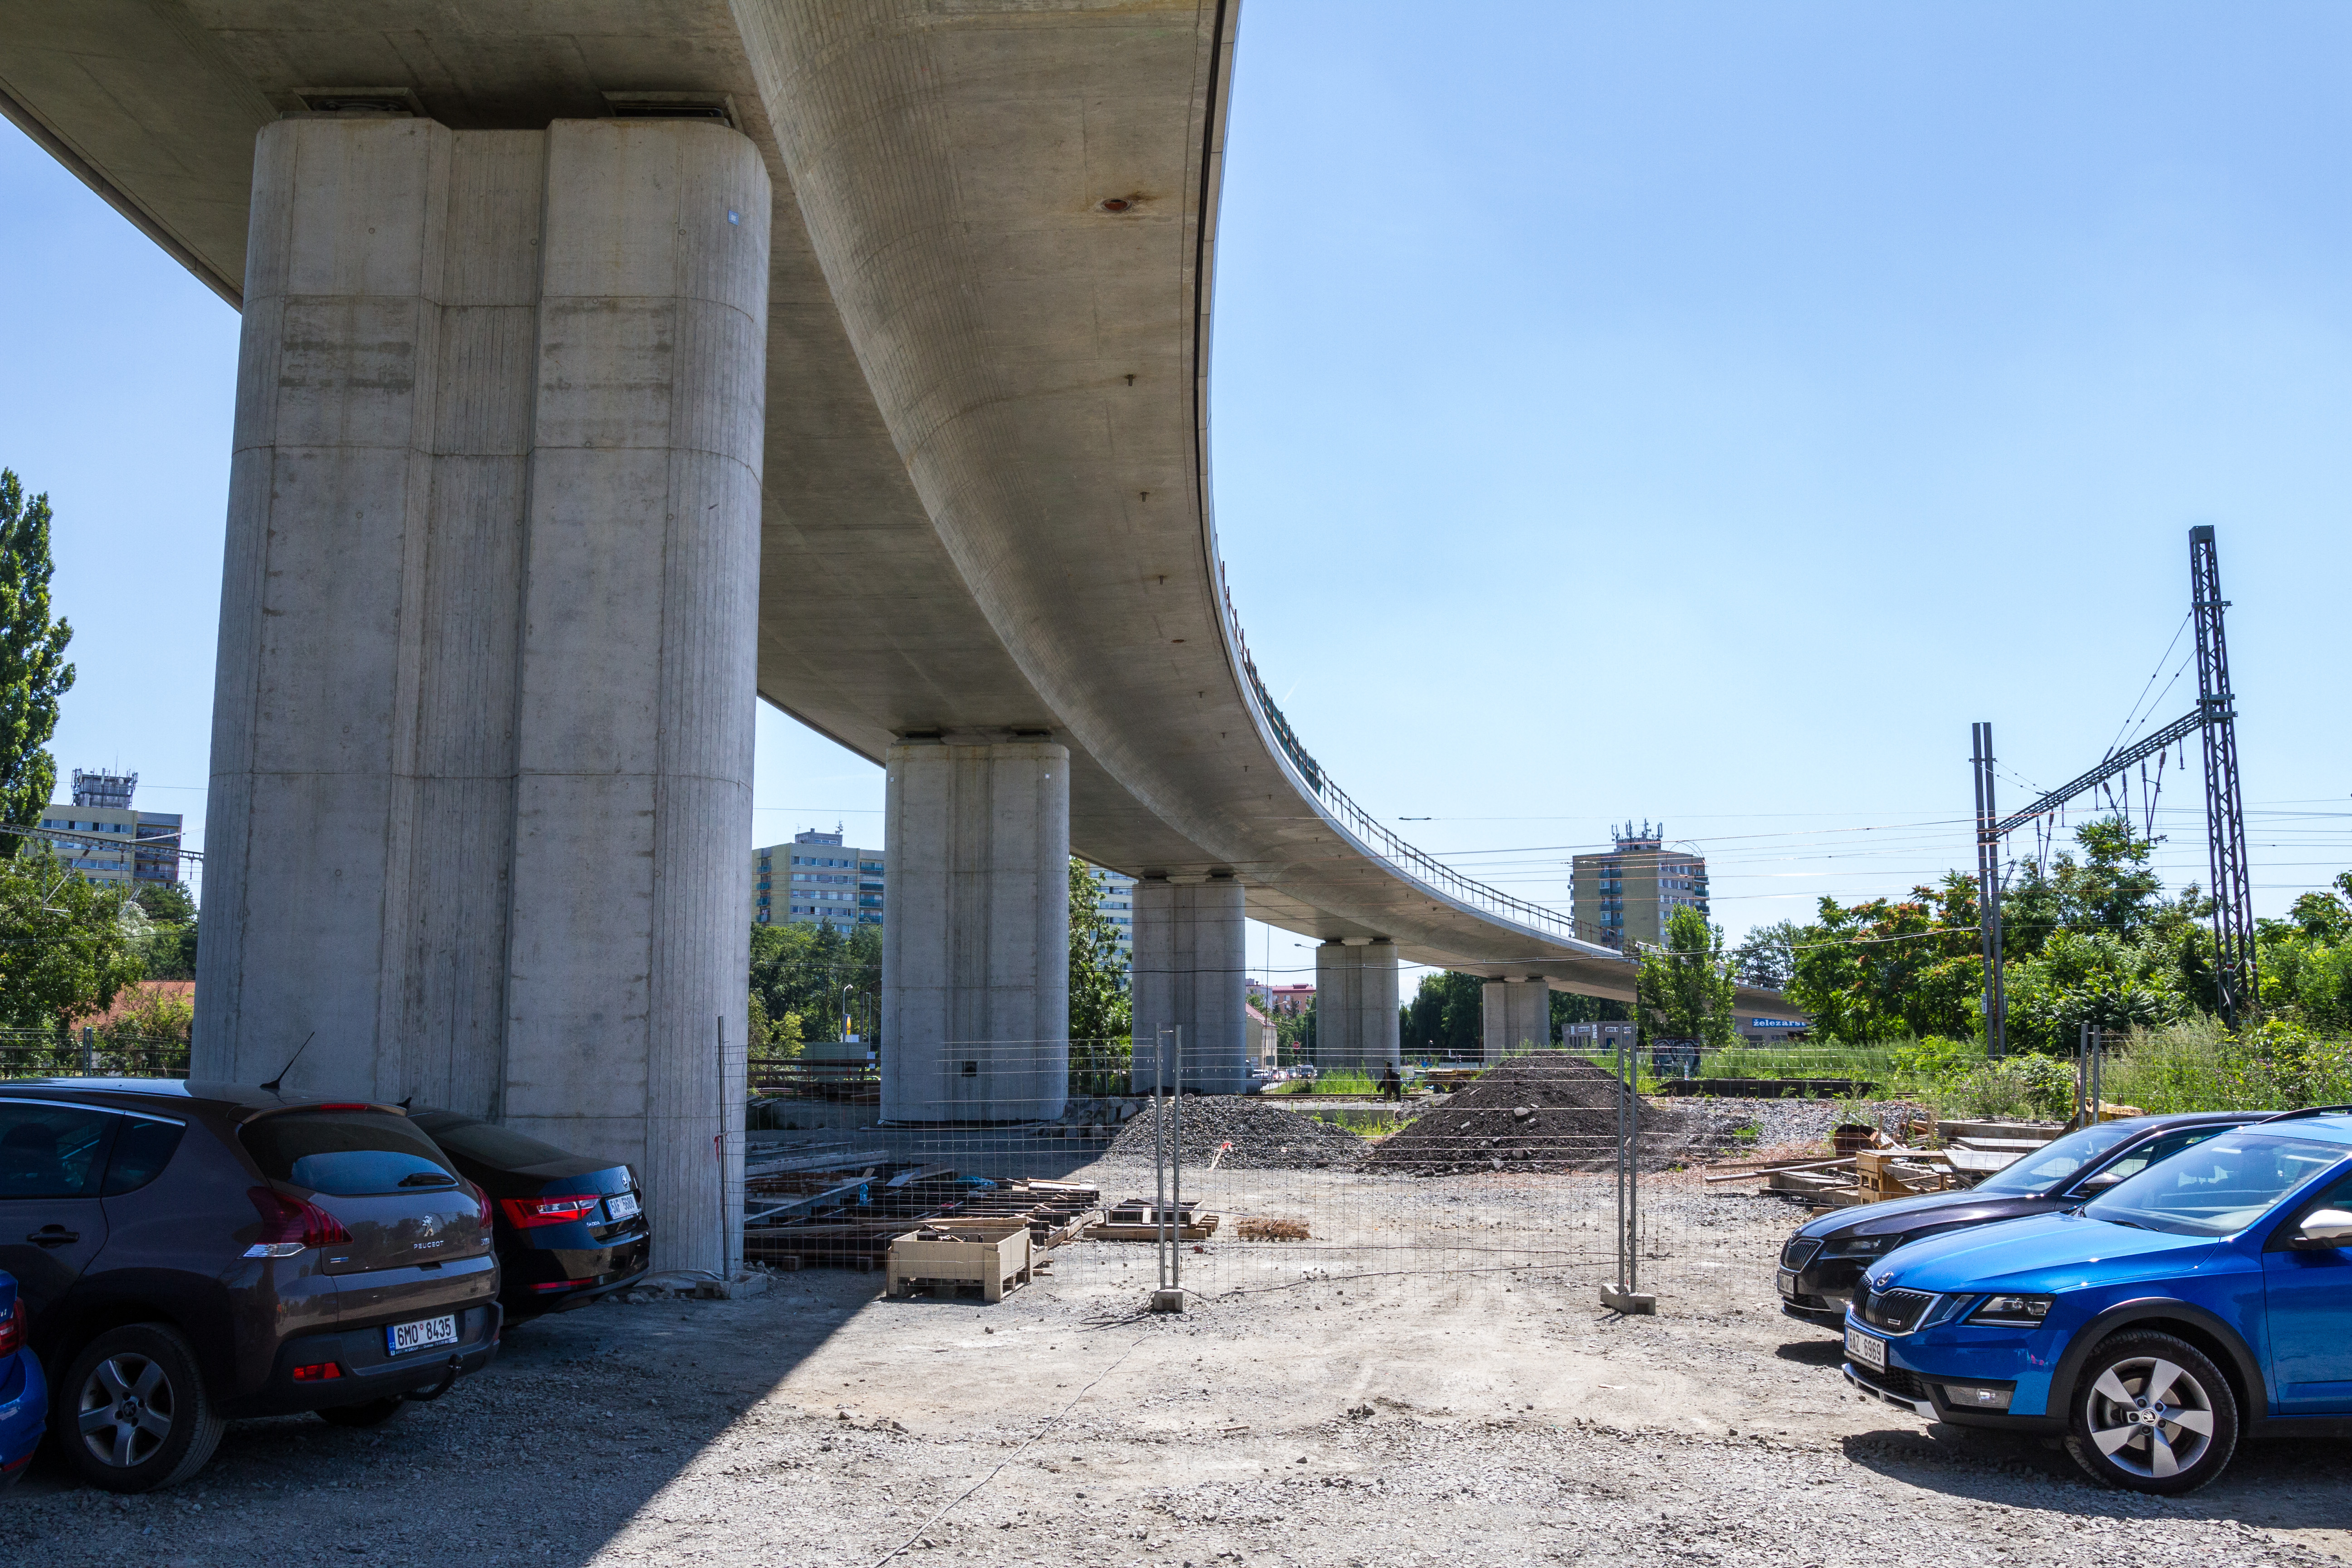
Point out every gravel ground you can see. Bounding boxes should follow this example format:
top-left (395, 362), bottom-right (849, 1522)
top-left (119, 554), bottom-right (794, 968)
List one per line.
top-left (4, 1166), bottom-right (2344, 1568)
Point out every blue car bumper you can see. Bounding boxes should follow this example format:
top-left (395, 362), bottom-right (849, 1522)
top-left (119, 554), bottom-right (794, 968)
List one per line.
top-left (1841, 1310), bottom-right (2068, 1434)
top-left (0, 1347), bottom-right (47, 1482)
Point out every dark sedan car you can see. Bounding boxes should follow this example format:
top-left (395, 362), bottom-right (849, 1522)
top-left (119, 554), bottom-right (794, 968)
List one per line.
top-left (1777, 1112), bottom-right (2263, 1328)
top-left (0, 1081), bottom-right (500, 1491)
top-left (407, 1110), bottom-right (649, 1316)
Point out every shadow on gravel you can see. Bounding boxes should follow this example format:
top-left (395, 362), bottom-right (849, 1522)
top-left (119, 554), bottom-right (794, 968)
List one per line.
top-left (1840, 1423), bottom-right (2352, 1534)
top-left (1772, 1338), bottom-right (1844, 1367)
top-left (0, 1269), bottom-right (886, 1568)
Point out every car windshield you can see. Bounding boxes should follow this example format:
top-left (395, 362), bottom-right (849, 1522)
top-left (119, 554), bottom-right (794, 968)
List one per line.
top-left (2084, 1131), bottom-right (2348, 1236)
top-left (1974, 1120), bottom-right (2142, 1194)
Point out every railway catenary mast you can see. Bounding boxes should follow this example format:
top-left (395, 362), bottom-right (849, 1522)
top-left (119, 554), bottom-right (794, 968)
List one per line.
top-left (1971, 526), bottom-right (2255, 1053)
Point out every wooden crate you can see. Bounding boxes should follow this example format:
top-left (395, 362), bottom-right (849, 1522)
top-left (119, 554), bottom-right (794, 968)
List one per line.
top-left (885, 1221), bottom-right (1033, 1303)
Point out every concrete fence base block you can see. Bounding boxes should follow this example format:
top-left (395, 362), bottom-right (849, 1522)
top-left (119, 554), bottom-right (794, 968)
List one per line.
top-left (1600, 1286), bottom-right (1657, 1315)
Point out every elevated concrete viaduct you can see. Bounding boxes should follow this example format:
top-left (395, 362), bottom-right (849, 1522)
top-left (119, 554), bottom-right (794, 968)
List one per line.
top-left (0, 1), bottom-right (1788, 1271)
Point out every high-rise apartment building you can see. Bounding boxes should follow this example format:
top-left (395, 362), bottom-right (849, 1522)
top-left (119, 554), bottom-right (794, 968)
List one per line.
top-left (753, 827), bottom-right (883, 931)
top-left (39, 770), bottom-right (182, 890)
top-left (1570, 820), bottom-right (1708, 950)
top-left (1089, 866), bottom-right (1136, 969)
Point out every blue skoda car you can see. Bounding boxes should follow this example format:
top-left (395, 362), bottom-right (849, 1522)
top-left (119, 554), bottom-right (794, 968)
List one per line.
top-left (0, 1269), bottom-right (46, 1490)
top-left (1841, 1109), bottom-right (2352, 1494)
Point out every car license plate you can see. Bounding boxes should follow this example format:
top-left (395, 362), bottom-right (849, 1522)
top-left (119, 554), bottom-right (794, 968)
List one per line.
top-left (386, 1314), bottom-right (459, 1357)
top-left (1845, 1325), bottom-right (1887, 1373)
top-left (605, 1190), bottom-right (641, 1223)
top-left (1776, 1268), bottom-right (1798, 1298)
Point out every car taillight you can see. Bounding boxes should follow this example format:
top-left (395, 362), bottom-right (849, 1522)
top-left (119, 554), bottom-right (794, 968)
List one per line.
top-left (291, 1362), bottom-right (343, 1382)
top-left (470, 1182), bottom-right (494, 1232)
top-left (0, 1296), bottom-right (23, 1357)
top-left (499, 1194), bottom-right (604, 1229)
top-left (245, 1186), bottom-right (355, 1256)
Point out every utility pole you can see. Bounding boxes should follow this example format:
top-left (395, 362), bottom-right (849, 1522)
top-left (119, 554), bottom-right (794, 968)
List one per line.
top-left (1970, 722), bottom-right (2007, 1057)
top-left (2190, 525), bottom-right (2256, 1024)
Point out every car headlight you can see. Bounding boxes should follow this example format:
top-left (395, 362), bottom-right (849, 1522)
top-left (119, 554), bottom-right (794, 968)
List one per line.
top-left (1821, 1234), bottom-right (1903, 1259)
top-left (1965, 1293), bottom-right (2054, 1327)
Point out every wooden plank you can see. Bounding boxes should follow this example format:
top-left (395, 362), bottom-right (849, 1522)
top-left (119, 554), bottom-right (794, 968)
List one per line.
top-left (1083, 1220), bottom-right (1220, 1243)
top-left (1709, 1156), bottom-right (1854, 1184)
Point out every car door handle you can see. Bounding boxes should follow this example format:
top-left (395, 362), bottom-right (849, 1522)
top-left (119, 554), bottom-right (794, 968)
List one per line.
top-left (28, 1225), bottom-right (78, 1247)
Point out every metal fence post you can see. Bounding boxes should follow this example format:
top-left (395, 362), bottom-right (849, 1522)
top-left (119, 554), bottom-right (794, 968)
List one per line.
top-left (1602, 1029), bottom-right (1654, 1313)
top-left (1151, 1025), bottom-right (1186, 1312)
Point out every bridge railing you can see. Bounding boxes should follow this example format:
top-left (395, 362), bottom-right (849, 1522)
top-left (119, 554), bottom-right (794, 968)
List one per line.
top-left (1218, 573), bottom-right (1623, 957)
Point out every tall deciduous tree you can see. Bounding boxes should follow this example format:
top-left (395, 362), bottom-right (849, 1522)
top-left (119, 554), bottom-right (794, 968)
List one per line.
top-left (1636, 905), bottom-right (1737, 1049)
top-left (1399, 969), bottom-right (1485, 1059)
top-left (1068, 858), bottom-right (1131, 1044)
top-left (0, 471), bottom-right (73, 855)
top-left (0, 847), bottom-right (142, 1030)
top-left (1730, 920), bottom-right (1803, 992)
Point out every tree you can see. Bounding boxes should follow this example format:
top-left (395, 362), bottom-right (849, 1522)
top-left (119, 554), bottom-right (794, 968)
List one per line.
top-left (1730, 920), bottom-right (1802, 992)
top-left (1635, 905), bottom-right (1737, 1049)
top-left (1274, 996), bottom-right (1316, 1063)
top-left (1068, 858), bottom-right (1131, 1044)
top-left (0, 846), bottom-right (143, 1030)
top-left (1787, 877), bottom-right (1982, 1043)
top-left (749, 918), bottom-right (881, 1047)
top-left (129, 879), bottom-right (197, 981)
top-left (0, 471), bottom-right (73, 855)
top-left (1399, 970), bottom-right (1484, 1060)
top-left (110, 981), bottom-right (193, 1044)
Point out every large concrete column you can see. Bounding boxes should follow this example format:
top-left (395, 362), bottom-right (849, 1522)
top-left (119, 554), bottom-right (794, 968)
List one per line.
top-left (1314, 939), bottom-right (1400, 1072)
top-left (1131, 877), bottom-right (1248, 1095)
top-left (196, 115), bottom-right (770, 1277)
top-left (880, 742), bottom-right (1070, 1122)
top-left (1482, 977), bottom-right (1553, 1063)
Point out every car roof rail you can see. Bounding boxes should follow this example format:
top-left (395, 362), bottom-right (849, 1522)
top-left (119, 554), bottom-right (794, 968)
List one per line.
top-left (2255, 1105), bottom-right (2352, 1123)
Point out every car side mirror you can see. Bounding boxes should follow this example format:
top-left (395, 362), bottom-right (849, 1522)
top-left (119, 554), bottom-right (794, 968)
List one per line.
top-left (2290, 1208), bottom-right (2352, 1250)
top-left (2078, 1170), bottom-right (2126, 1192)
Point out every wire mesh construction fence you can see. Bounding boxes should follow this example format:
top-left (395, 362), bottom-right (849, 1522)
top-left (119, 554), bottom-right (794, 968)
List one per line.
top-left (6, 1019), bottom-right (2135, 1311)
top-left (733, 1034), bottom-right (1735, 1310)
top-left (0, 1029), bottom-right (189, 1082)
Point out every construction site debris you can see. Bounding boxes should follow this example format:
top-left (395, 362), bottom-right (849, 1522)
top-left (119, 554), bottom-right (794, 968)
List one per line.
top-left (1104, 1095), bottom-right (1366, 1169)
top-left (1236, 1217), bottom-right (1310, 1241)
top-left (1653, 1076), bottom-right (1878, 1098)
top-left (1360, 1055), bottom-right (1726, 1174)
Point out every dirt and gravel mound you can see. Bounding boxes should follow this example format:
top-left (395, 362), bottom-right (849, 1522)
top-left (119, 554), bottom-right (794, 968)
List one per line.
top-left (1106, 1095), bottom-right (1365, 1169)
top-left (1364, 1055), bottom-right (1734, 1174)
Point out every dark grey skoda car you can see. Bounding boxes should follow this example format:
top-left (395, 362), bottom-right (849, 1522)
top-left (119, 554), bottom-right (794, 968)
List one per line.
top-left (0, 1081), bottom-right (500, 1491)
top-left (1776, 1112), bottom-right (2262, 1328)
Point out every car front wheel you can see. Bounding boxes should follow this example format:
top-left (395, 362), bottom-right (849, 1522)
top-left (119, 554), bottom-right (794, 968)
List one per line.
top-left (60, 1324), bottom-right (227, 1494)
top-left (2064, 1331), bottom-right (2238, 1495)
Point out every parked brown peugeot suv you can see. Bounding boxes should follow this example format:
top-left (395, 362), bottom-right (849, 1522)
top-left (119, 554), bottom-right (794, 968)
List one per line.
top-left (0, 1080), bottom-right (500, 1492)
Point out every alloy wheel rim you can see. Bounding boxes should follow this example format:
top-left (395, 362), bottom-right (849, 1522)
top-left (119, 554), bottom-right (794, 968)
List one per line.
top-left (77, 1353), bottom-right (175, 1469)
top-left (2084, 1356), bottom-right (2216, 1479)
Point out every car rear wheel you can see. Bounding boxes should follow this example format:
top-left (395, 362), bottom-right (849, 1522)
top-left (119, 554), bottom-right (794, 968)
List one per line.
top-left (2064, 1331), bottom-right (2238, 1495)
top-left (60, 1324), bottom-right (227, 1494)
top-left (317, 1397), bottom-right (407, 1429)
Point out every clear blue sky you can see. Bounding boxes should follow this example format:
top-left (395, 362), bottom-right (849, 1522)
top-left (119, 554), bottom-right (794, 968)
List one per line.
top-left (3, 3), bottom-right (2347, 991)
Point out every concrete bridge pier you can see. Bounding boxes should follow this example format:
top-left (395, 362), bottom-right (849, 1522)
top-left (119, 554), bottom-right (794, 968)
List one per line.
top-left (880, 741), bottom-right (1071, 1121)
top-left (1313, 939), bottom-right (1400, 1073)
top-left (1482, 977), bottom-right (1553, 1063)
top-left (194, 115), bottom-right (771, 1276)
top-left (1131, 876), bottom-right (1249, 1094)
